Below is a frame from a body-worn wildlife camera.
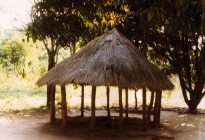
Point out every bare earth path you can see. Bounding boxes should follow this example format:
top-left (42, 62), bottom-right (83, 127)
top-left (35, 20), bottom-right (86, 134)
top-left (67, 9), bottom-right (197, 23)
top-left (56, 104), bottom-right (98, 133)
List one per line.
top-left (0, 110), bottom-right (204, 140)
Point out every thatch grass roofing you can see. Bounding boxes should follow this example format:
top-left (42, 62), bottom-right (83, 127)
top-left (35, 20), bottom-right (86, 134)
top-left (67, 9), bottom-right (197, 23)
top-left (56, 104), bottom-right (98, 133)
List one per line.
top-left (37, 28), bottom-right (174, 90)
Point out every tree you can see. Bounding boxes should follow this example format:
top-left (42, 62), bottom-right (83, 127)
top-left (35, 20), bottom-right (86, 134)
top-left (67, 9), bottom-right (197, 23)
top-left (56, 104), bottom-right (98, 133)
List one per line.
top-left (119, 0), bottom-right (205, 113)
top-left (26, 0), bottom-right (86, 106)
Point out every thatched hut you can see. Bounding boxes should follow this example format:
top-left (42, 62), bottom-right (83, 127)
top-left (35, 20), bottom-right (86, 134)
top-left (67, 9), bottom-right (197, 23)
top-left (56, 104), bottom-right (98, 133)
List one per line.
top-left (37, 28), bottom-right (174, 131)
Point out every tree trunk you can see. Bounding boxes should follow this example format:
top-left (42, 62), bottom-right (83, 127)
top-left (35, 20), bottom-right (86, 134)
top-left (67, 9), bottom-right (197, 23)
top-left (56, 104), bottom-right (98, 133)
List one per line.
top-left (179, 75), bottom-right (204, 113)
top-left (118, 87), bottom-right (123, 131)
top-left (46, 53), bottom-right (56, 107)
top-left (81, 85), bottom-right (84, 117)
top-left (61, 85), bottom-right (67, 128)
top-left (90, 86), bottom-right (96, 131)
top-left (70, 42), bottom-right (76, 55)
top-left (142, 88), bottom-right (147, 131)
top-left (147, 91), bottom-right (155, 121)
top-left (50, 85), bottom-right (56, 124)
top-left (72, 44), bottom-right (76, 54)
top-left (188, 94), bottom-right (198, 113)
top-left (106, 86), bottom-right (110, 117)
top-left (125, 88), bottom-right (128, 119)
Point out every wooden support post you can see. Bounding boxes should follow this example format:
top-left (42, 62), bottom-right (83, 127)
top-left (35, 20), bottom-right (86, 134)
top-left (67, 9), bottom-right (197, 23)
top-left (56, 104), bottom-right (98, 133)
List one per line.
top-left (147, 90), bottom-right (155, 121)
top-left (106, 86), bottom-right (110, 117)
top-left (90, 86), bottom-right (96, 131)
top-left (47, 85), bottom-right (51, 107)
top-left (61, 85), bottom-right (67, 128)
top-left (50, 85), bottom-right (56, 124)
top-left (142, 87), bottom-right (147, 131)
top-left (153, 90), bottom-right (160, 128)
top-left (125, 88), bottom-right (128, 119)
top-left (158, 90), bottom-right (162, 127)
top-left (135, 89), bottom-right (138, 110)
top-left (81, 85), bottom-right (84, 117)
top-left (119, 87), bottom-right (123, 131)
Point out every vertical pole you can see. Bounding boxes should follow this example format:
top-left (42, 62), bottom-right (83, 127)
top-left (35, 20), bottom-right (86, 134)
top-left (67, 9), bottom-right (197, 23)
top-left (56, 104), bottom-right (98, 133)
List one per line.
top-left (81, 85), bottom-right (84, 117)
top-left (153, 90), bottom-right (160, 128)
top-left (135, 89), bottom-right (138, 110)
top-left (61, 85), bottom-right (67, 128)
top-left (147, 90), bottom-right (155, 121)
top-left (106, 86), bottom-right (110, 117)
top-left (47, 85), bottom-right (51, 107)
top-left (142, 87), bottom-right (147, 131)
top-left (90, 86), bottom-right (96, 131)
top-left (119, 87), bottom-right (123, 131)
top-left (50, 85), bottom-right (56, 124)
top-left (158, 90), bottom-right (162, 127)
top-left (125, 88), bottom-right (128, 119)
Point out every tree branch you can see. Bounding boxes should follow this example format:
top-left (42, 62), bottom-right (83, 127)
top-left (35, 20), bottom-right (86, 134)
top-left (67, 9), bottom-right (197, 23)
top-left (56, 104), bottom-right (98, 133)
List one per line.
top-left (184, 34), bottom-right (192, 89)
top-left (174, 48), bottom-right (192, 93)
top-left (55, 47), bottom-right (60, 64)
top-left (178, 74), bottom-right (190, 105)
top-left (43, 40), bottom-right (50, 54)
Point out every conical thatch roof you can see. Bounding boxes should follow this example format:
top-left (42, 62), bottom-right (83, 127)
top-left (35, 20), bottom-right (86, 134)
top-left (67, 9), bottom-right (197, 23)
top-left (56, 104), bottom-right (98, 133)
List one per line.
top-left (37, 28), bottom-right (174, 90)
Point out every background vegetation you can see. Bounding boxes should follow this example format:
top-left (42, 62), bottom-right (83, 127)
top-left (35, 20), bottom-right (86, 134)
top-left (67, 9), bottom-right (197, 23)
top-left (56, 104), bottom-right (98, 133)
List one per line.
top-left (0, 0), bottom-right (204, 113)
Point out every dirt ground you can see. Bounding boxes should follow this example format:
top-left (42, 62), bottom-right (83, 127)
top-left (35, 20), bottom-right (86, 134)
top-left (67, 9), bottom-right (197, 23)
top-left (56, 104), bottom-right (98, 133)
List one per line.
top-left (0, 109), bottom-right (204, 140)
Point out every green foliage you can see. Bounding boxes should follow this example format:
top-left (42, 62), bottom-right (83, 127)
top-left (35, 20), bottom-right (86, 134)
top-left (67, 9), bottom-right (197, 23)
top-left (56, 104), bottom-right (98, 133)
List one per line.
top-left (0, 31), bottom-right (48, 79)
top-left (0, 38), bottom-right (26, 77)
top-left (26, 0), bottom-right (88, 55)
top-left (117, 0), bottom-right (205, 112)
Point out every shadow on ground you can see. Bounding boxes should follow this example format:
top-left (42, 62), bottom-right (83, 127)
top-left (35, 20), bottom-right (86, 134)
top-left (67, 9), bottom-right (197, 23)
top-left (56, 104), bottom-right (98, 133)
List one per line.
top-left (39, 116), bottom-right (175, 140)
